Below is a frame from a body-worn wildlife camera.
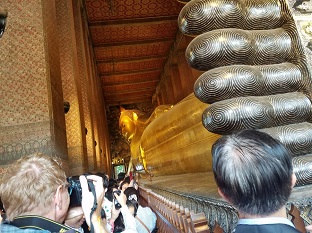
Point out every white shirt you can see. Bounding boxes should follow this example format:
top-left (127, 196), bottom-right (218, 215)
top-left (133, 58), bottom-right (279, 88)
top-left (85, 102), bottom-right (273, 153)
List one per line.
top-left (135, 206), bottom-right (157, 233)
top-left (120, 206), bottom-right (137, 233)
top-left (237, 217), bottom-right (296, 227)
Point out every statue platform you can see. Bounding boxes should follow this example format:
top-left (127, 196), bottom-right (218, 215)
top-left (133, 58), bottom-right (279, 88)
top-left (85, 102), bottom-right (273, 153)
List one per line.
top-left (140, 172), bottom-right (312, 232)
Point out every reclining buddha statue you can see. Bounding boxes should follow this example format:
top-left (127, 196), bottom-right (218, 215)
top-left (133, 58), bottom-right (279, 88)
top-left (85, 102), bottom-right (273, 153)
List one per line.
top-left (119, 95), bottom-right (221, 177)
top-left (119, 0), bottom-right (312, 187)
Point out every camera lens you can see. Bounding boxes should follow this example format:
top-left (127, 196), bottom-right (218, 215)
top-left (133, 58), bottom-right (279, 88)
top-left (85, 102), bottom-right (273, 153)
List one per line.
top-left (67, 176), bottom-right (83, 207)
top-left (113, 190), bottom-right (122, 209)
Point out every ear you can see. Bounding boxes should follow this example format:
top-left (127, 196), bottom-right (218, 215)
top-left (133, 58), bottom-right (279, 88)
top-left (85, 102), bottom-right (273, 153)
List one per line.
top-left (217, 188), bottom-right (231, 204)
top-left (120, 106), bottom-right (125, 113)
top-left (132, 112), bottom-right (138, 122)
top-left (54, 185), bottom-right (63, 210)
top-left (291, 173), bottom-right (297, 188)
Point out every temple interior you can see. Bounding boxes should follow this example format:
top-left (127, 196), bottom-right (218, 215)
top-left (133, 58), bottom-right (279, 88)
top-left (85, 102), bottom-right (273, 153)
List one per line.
top-left (1, 0), bottom-right (312, 232)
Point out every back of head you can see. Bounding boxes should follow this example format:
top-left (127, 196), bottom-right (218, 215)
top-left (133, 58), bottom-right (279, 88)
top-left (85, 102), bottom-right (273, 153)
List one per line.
top-left (0, 153), bottom-right (67, 221)
top-left (211, 129), bottom-right (293, 216)
top-left (94, 172), bottom-right (109, 189)
top-left (126, 198), bottom-right (139, 217)
top-left (119, 178), bottom-right (130, 191)
top-left (124, 187), bottom-right (139, 202)
top-left (117, 172), bottom-right (126, 182)
top-left (124, 187), bottom-right (139, 217)
top-left (105, 181), bottom-right (119, 202)
top-left (109, 178), bottom-right (117, 188)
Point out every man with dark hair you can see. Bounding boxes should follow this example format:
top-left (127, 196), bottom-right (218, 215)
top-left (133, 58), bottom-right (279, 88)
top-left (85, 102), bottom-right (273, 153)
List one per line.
top-left (117, 172), bottom-right (126, 182)
top-left (211, 129), bottom-right (300, 233)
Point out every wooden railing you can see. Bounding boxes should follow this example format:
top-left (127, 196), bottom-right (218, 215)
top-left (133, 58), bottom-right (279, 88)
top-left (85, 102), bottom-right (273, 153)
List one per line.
top-left (139, 187), bottom-right (220, 233)
top-left (139, 187), bottom-right (307, 233)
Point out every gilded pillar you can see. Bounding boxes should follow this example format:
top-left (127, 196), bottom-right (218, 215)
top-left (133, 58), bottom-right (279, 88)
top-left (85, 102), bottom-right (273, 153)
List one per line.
top-left (72, 0), bottom-right (108, 173)
top-left (56, 0), bottom-right (89, 176)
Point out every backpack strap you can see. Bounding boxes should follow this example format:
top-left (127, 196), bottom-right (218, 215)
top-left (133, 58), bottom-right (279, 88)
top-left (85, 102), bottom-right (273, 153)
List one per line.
top-left (7, 215), bottom-right (79, 233)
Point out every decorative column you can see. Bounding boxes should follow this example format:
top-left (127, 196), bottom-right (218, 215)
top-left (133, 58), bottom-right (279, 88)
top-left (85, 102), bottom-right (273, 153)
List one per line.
top-left (56, 0), bottom-right (89, 176)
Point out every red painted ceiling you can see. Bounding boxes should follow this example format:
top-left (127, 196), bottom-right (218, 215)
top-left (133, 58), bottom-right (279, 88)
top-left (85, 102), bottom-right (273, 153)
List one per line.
top-left (84, 0), bottom-right (185, 106)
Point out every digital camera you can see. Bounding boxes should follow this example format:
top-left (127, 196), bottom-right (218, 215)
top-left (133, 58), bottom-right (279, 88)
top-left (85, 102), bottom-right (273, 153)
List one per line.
top-left (67, 175), bottom-right (94, 207)
top-left (113, 190), bottom-right (122, 210)
top-left (0, 198), bottom-right (5, 213)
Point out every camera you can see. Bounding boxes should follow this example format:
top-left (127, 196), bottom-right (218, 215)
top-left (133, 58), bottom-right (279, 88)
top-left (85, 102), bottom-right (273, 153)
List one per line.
top-left (113, 190), bottom-right (122, 210)
top-left (0, 198), bottom-right (5, 213)
top-left (0, 10), bottom-right (8, 38)
top-left (67, 175), bottom-right (94, 207)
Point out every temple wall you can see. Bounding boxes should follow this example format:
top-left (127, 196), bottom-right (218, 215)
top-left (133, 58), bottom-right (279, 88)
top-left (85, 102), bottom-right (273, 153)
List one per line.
top-left (56, 0), bottom-right (87, 176)
top-left (0, 0), bottom-right (67, 173)
top-left (0, 0), bottom-right (111, 177)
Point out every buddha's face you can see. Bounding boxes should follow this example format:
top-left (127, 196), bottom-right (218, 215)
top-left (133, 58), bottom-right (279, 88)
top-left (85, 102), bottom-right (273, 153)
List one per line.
top-left (119, 112), bottom-right (136, 140)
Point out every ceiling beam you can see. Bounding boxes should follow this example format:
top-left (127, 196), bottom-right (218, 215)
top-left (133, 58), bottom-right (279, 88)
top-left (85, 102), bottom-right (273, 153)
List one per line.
top-left (100, 68), bottom-right (162, 76)
top-left (104, 88), bottom-right (155, 96)
top-left (105, 94), bottom-right (152, 102)
top-left (89, 16), bottom-right (178, 26)
top-left (93, 38), bottom-right (174, 47)
top-left (106, 99), bottom-right (152, 106)
top-left (104, 92), bottom-right (153, 103)
top-left (102, 79), bottom-right (158, 88)
top-left (96, 54), bottom-right (168, 63)
top-left (97, 56), bottom-right (167, 64)
top-left (102, 79), bottom-right (160, 87)
top-left (103, 88), bottom-right (156, 96)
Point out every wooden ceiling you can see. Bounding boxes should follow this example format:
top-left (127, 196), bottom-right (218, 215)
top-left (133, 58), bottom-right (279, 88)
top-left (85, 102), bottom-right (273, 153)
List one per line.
top-left (84, 0), bottom-right (185, 106)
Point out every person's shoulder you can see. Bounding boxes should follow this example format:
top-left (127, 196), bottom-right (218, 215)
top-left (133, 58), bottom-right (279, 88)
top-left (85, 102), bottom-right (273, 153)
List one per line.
top-left (138, 206), bottom-right (154, 215)
top-left (137, 206), bottom-right (157, 223)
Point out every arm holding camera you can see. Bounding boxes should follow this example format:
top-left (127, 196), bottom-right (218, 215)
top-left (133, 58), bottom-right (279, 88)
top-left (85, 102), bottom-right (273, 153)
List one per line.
top-left (109, 192), bottom-right (121, 226)
top-left (113, 190), bottom-right (137, 233)
top-left (79, 175), bottom-right (108, 233)
top-left (129, 179), bottom-right (138, 190)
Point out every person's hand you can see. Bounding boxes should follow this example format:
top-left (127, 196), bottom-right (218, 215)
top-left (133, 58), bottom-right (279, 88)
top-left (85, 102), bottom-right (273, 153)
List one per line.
top-left (306, 224), bottom-right (312, 232)
top-left (133, 180), bottom-right (139, 190)
top-left (79, 175), bottom-right (105, 227)
top-left (110, 197), bottom-right (121, 223)
top-left (129, 179), bottom-right (135, 187)
top-left (113, 190), bottom-right (127, 208)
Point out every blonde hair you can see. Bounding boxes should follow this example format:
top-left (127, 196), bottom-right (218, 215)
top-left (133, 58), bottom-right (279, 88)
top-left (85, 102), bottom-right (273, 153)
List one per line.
top-left (0, 153), bottom-right (67, 220)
